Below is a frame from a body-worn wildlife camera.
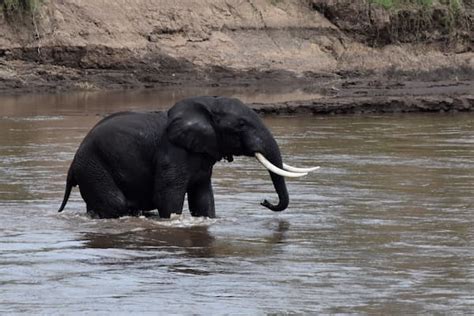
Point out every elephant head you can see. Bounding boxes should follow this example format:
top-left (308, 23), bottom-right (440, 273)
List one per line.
top-left (166, 96), bottom-right (318, 212)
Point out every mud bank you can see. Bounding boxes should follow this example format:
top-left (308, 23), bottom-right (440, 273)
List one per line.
top-left (0, 0), bottom-right (473, 114)
top-left (253, 94), bottom-right (474, 115)
top-left (252, 79), bottom-right (474, 114)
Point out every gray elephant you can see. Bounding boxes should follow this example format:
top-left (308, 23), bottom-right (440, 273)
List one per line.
top-left (58, 96), bottom-right (318, 219)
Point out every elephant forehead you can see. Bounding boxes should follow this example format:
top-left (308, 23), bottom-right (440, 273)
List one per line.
top-left (215, 101), bottom-right (253, 117)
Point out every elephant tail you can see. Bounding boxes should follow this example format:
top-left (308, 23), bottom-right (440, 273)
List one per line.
top-left (58, 167), bottom-right (76, 213)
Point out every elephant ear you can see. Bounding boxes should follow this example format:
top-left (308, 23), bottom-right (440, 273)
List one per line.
top-left (166, 99), bottom-right (220, 159)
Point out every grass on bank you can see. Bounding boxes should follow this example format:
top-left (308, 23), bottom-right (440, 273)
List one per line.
top-left (370, 0), bottom-right (464, 12)
top-left (0, 0), bottom-right (40, 14)
top-left (369, 0), bottom-right (468, 33)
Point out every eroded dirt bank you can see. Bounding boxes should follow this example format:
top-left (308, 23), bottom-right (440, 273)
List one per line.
top-left (0, 0), bottom-right (473, 113)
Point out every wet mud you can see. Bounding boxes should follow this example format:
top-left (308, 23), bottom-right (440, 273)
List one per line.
top-left (253, 80), bottom-right (474, 115)
top-left (1, 56), bottom-right (472, 115)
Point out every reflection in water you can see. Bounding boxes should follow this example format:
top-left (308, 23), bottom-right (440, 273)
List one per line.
top-left (0, 86), bottom-right (321, 117)
top-left (0, 101), bottom-right (473, 314)
top-left (84, 225), bottom-right (216, 255)
top-left (83, 218), bottom-right (290, 260)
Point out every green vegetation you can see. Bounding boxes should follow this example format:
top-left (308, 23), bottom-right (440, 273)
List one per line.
top-left (445, 0), bottom-right (464, 13)
top-left (369, 0), bottom-right (464, 11)
top-left (1, 0), bottom-right (43, 43)
top-left (0, 0), bottom-right (41, 14)
top-left (370, 0), bottom-right (432, 9)
top-left (369, 0), bottom-right (467, 33)
top-left (270, 0), bottom-right (284, 5)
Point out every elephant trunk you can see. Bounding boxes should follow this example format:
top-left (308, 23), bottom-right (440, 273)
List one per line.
top-left (259, 135), bottom-right (289, 212)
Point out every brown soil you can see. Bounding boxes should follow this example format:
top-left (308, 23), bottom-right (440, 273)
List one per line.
top-left (0, 0), bottom-right (473, 114)
top-left (252, 80), bottom-right (474, 114)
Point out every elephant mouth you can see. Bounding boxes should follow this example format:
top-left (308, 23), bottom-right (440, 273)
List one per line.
top-left (254, 153), bottom-right (319, 178)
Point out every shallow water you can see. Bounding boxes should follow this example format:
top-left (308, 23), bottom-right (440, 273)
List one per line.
top-left (0, 91), bottom-right (473, 314)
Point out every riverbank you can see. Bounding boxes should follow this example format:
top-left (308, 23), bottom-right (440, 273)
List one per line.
top-left (0, 0), bottom-right (472, 114)
top-left (252, 79), bottom-right (474, 114)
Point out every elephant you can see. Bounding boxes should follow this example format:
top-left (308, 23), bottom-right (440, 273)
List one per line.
top-left (58, 96), bottom-right (318, 219)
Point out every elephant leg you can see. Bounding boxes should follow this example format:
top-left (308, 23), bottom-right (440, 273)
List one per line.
top-left (76, 161), bottom-right (129, 219)
top-left (153, 186), bottom-right (186, 219)
top-left (187, 178), bottom-right (216, 218)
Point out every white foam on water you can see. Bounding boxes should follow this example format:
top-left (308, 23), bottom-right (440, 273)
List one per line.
top-left (57, 210), bottom-right (218, 229)
top-left (5, 116), bottom-right (65, 122)
top-left (150, 213), bottom-right (219, 228)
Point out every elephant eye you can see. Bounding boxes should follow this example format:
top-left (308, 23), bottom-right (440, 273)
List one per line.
top-left (237, 118), bottom-right (246, 128)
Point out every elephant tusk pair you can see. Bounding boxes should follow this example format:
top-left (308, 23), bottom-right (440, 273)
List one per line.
top-left (254, 153), bottom-right (319, 178)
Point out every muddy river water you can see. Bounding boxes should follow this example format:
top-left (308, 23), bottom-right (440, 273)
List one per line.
top-left (0, 89), bottom-right (473, 314)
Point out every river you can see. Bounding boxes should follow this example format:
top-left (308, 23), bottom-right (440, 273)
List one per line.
top-left (0, 89), bottom-right (473, 314)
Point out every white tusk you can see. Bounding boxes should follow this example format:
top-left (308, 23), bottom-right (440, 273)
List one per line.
top-left (283, 163), bottom-right (320, 173)
top-left (255, 153), bottom-right (307, 178)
